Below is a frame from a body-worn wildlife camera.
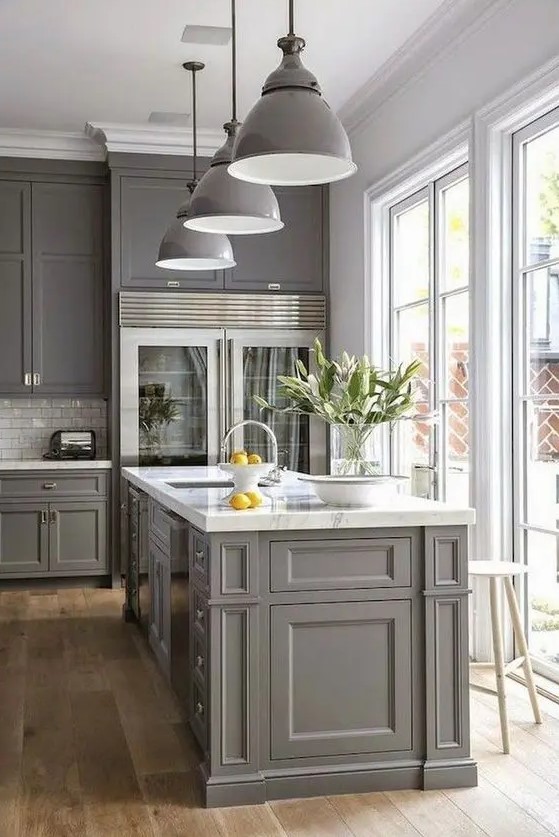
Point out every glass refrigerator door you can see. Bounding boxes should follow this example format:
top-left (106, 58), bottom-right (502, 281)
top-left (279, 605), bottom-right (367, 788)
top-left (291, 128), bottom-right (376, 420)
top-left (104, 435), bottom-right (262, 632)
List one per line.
top-left (120, 329), bottom-right (222, 466)
top-left (228, 331), bottom-right (326, 473)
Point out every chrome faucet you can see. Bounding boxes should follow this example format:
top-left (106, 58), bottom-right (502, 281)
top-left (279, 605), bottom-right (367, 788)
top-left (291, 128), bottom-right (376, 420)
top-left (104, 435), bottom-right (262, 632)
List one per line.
top-left (220, 419), bottom-right (284, 484)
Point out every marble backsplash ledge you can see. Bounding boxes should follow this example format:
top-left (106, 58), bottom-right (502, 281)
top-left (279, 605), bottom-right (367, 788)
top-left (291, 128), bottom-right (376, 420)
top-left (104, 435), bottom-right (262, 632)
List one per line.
top-left (0, 398), bottom-right (108, 460)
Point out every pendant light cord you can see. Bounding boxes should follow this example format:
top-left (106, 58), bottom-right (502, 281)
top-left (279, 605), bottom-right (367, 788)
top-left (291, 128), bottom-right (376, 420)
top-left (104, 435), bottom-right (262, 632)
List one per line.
top-left (191, 69), bottom-right (198, 181)
top-left (288, 0), bottom-right (294, 35)
top-left (231, 0), bottom-right (237, 121)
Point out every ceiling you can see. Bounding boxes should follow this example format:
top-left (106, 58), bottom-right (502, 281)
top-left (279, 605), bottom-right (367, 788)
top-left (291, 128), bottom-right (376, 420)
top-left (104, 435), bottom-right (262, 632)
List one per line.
top-left (0, 0), bottom-right (448, 135)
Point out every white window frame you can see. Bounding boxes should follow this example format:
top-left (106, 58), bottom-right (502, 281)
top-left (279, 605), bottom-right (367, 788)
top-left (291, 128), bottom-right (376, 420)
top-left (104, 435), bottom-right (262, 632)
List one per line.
top-left (387, 163), bottom-right (470, 501)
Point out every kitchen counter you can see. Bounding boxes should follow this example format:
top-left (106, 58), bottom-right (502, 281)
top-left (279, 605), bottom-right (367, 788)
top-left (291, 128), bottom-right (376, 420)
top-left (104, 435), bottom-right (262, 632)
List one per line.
top-left (122, 465), bottom-right (475, 532)
top-left (122, 465), bottom-right (477, 807)
top-left (0, 460), bottom-right (112, 470)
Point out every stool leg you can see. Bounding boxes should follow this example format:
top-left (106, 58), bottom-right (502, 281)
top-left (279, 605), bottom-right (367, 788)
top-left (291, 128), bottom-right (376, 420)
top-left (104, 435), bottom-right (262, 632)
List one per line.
top-left (503, 575), bottom-right (542, 725)
top-left (489, 576), bottom-right (510, 753)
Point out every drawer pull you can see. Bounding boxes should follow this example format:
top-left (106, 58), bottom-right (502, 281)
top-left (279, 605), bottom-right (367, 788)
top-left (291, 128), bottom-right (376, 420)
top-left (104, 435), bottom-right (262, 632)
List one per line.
top-left (195, 701), bottom-right (204, 715)
top-left (167, 280), bottom-right (180, 288)
top-left (195, 550), bottom-right (204, 560)
top-left (196, 655), bottom-right (204, 669)
top-left (43, 482), bottom-right (57, 490)
top-left (196, 608), bottom-right (204, 621)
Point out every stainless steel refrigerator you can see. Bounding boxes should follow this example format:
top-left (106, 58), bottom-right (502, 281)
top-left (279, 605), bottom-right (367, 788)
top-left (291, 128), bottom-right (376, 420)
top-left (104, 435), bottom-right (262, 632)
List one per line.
top-left (119, 292), bottom-right (327, 473)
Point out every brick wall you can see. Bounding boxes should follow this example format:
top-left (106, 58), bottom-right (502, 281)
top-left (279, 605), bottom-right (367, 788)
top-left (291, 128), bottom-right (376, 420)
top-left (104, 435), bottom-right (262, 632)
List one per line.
top-left (0, 398), bottom-right (108, 460)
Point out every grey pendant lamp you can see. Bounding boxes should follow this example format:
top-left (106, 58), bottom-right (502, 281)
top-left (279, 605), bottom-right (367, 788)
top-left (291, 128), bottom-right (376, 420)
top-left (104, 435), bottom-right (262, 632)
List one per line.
top-left (184, 1), bottom-right (283, 235)
top-left (228, 0), bottom-right (356, 187)
top-left (156, 61), bottom-right (236, 271)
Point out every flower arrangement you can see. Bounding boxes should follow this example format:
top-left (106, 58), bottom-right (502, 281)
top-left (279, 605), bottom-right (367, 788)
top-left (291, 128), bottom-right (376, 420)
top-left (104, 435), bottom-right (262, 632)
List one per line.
top-left (254, 339), bottom-right (422, 474)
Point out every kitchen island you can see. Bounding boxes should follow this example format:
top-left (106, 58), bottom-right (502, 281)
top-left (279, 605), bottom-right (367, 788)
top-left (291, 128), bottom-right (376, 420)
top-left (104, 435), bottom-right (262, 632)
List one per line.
top-left (122, 466), bottom-right (477, 807)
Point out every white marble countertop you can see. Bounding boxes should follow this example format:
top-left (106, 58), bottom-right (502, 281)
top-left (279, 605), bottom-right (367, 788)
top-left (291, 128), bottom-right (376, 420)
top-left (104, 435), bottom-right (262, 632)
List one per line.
top-left (0, 460), bottom-right (112, 471)
top-left (122, 466), bottom-right (475, 533)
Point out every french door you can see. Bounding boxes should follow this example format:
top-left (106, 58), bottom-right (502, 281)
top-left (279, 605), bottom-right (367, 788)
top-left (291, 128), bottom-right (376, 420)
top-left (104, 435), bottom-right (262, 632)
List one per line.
top-left (513, 107), bottom-right (559, 681)
top-left (388, 163), bottom-right (470, 503)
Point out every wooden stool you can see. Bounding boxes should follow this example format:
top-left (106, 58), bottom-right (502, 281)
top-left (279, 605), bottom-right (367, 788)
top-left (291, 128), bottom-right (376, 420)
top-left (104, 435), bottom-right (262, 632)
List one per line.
top-left (469, 560), bottom-right (542, 753)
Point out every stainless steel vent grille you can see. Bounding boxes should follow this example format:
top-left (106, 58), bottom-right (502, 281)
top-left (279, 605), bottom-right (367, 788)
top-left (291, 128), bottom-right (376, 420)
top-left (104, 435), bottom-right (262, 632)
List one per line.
top-left (119, 292), bottom-right (327, 330)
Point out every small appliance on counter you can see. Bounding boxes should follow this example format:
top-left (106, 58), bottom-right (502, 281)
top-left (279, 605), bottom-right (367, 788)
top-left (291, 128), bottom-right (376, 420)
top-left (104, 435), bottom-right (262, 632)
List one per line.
top-left (43, 430), bottom-right (96, 461)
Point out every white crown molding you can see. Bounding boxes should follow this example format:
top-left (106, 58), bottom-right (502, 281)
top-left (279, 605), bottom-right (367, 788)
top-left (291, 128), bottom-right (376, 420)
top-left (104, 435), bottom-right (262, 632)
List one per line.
top-left (85, 122), bottom-right (224, 158)
top-left (339, 0), bottom-right (514, 137)
top-left (0, 128), bottom-right (104, 161)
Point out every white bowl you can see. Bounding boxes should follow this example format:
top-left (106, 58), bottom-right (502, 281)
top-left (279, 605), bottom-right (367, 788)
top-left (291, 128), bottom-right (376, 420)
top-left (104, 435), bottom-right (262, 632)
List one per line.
top-left (298, 474), bottom-right (408, 507)
top-left (218, 462), bottom-right (273, 494)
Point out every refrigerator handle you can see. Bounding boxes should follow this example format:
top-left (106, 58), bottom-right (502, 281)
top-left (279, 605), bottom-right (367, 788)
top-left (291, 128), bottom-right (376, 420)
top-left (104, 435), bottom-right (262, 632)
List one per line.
top-left (218, 336), bottom-right (228, 448)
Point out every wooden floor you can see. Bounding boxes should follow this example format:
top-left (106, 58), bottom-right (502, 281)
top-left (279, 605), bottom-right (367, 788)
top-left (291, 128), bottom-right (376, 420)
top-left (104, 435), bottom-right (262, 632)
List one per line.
top-left (2, 590), bottom-right (559, 837)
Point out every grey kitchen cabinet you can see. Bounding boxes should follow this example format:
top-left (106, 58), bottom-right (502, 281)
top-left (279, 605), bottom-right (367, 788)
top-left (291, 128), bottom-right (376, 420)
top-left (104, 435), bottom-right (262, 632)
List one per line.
top-left (119, 176), bottom-right (222, 291)
top-left (224, 186), bottom-right (326, 293)
top-left (0, 470), bottom-right (110, 577)
top-left (0, 181), bottom-right (32, 393)
top-left (0, 503), bottom-right (49, 574)
top-left (32, 182), bottom-right (105, 395)
top-left (0, 177), bottom-right (106, 396)
top-left (270, 599), bottom-right (413, 759)
top-left (148, 534), bottom-right (171, 676)
top-left (48, 500), bottom-right (107, 573)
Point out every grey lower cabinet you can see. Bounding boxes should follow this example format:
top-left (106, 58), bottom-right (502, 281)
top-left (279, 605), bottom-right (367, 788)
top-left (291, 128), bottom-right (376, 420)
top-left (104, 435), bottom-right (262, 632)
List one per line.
top-left (180, 524), bottom-right (476, 808)
top-left (148, 535), bottom-right (171, 676)
top-left (0, 471), bottom-right (110, 578)
top-left (0, 177), bottom-right (106, 396)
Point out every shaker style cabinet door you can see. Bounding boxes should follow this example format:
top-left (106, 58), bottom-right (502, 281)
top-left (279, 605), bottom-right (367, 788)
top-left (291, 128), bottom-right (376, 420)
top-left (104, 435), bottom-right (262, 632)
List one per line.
top-left (119, 176), bottom-right (223, 291)
top-left (270, 600), bottom-right (413, 760)
top-left (0, 503), bottom-right (49, 574)
top-left (0, 181), bottom-right (33, 394)
top-left (224, 186), bottom-right (325, 293)
top-left (31, 182), bottom-right (105, 395)
top-left (48, 501), bottom-right (108, 573)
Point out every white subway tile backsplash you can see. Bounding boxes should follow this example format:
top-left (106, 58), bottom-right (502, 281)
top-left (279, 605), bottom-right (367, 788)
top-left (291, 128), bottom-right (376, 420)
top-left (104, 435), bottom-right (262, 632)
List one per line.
top-left (0, 398), bottom-right (108, 458)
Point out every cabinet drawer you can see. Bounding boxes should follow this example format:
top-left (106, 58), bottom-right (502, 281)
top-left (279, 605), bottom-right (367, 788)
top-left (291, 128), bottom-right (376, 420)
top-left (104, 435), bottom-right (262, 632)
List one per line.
top-left (190, 678), bottom-right (208, 751)
top-left (149, 499), bottom-right (185, 551)
top-left (0, 472), bottom-right (108, 499)
top-left (189, 527), bottom-right (209, 588)
top-left (270, 537), bottom-right (412, 592)
top-left (192, 587), bottom-right (208, 640)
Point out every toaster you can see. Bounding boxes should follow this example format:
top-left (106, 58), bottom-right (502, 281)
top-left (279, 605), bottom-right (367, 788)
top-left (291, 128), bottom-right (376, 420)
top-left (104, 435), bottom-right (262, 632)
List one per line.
top-left (44, 430), bottom-right (96, 460)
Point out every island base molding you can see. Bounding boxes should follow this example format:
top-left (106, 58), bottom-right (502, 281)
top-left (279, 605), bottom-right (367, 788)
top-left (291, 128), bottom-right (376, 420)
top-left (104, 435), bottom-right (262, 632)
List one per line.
top-left (201, 759), bottom-right (478, 808)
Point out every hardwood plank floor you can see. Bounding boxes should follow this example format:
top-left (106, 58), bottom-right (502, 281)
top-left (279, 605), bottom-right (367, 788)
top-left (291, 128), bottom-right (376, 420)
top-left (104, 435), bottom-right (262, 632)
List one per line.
top-left (1, 588), bottom-right (559, 837)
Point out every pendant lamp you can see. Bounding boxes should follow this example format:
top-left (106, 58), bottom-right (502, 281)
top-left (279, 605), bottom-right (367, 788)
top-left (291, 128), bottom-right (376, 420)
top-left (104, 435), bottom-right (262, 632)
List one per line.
top-left (184, 1), bottom-right (283, 235)
top-left (156, 61), bottom-right (236, 271)
top-left (228, 0), bottom-right (356, 186)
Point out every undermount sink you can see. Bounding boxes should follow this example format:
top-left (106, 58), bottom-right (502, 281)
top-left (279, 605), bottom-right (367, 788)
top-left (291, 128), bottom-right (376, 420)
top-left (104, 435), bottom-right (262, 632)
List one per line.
top-left (166, 480), bottom-right (234, 489)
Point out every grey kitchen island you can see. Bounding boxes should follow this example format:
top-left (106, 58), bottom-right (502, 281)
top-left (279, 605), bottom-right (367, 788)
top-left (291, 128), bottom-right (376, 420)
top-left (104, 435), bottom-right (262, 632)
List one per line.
top-left (122, 466), bottom-right (477, 807)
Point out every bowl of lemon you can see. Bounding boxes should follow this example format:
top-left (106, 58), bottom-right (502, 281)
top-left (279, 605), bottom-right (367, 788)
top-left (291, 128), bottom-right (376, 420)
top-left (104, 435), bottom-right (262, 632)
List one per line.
top-left (219, 451), bottom-right (272, 510)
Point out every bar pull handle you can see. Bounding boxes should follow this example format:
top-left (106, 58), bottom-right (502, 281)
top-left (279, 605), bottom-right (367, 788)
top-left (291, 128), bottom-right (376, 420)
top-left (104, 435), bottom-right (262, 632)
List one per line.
top-left (40, 510), bottom-right (47, 525)
top-left (43, 482), bottom-right (57, 490)
top-left (267, 283), bottom-right (281, 291)
top-left (166, 281), bottom-right (180, 288)
top-left (24, 372), bottom-right (32, 386)
top-left (33, 372), bottom-right (41, 386)
top-left (50, 509), bottom-right (57, 524)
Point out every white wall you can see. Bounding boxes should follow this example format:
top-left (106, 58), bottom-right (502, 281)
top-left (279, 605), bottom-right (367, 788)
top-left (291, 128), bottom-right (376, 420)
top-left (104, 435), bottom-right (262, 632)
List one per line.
top-left (330, 0), bottom-right (559, 357)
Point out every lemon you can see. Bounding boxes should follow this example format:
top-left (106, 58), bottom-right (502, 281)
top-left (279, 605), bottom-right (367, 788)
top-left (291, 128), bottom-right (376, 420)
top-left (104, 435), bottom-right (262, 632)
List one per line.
top-left (229, 493), bottom-right (251, 511)
top-left (230, 452), bottom-right (249, 465)
top-left (245, 490), bottom-right (263, 508)
top-left (247, 453), bottom-right (262, 465)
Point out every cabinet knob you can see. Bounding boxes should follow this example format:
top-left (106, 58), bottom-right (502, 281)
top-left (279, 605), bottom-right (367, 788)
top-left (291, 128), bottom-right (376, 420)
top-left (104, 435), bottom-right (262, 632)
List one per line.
top-left (195, 608), bottom-right (204, 621)
top-left (195, 550), bottom-right (204, 561)
top-left (196, 655), bottom-right (204, 669)
top-left (43, 482), bottom-right (57, 490)
top-left (195, 701), bottom-right (204, 715)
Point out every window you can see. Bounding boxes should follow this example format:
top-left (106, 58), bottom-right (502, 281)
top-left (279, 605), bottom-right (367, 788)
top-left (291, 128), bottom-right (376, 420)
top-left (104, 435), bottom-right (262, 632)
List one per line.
top-left (513, 106), bottom-right (559, 680)
top-left (388, 164), bottom-right (469, 504)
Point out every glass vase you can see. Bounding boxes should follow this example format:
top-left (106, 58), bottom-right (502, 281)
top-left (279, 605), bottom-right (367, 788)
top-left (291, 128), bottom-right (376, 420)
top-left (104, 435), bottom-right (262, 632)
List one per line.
top-left (330, 424), bottom-right (384, 476)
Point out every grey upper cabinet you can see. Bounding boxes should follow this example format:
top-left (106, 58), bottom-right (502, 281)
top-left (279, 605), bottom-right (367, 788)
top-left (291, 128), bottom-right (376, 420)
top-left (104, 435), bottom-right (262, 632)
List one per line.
top-left (225, 187), bottom-right (326, 294)
top-left (119, 176), bottom-right (222, 291)
top-left (32, 182), bottom-right (105, 395)
top-left (0, 503), bottom-right (49, 574)
top-left (0, 181), bottom-right (32, 394)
